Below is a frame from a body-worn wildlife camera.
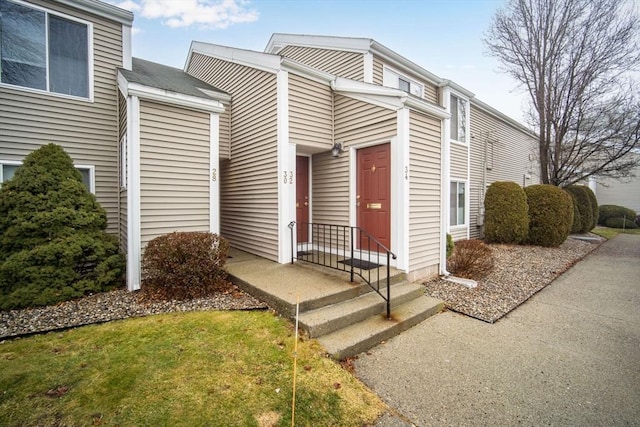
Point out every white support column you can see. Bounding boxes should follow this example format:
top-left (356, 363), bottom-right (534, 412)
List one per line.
top-left (126, 95), bottom-right (141, 291)
top-left (209, 113), bottom-right (220, 234)
top-left (277, 70), bottom-right (295, 263)
top-left (395, 108), bottom-right (411, 272)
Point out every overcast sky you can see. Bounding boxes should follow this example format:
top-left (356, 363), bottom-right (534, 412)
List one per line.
top-left (106, 0), bottom-right (533, 125)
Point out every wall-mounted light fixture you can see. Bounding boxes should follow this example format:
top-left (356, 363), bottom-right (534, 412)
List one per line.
top-left (331, 142), bottom-right (343, 158)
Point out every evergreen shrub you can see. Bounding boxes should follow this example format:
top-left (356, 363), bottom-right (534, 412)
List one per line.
top-left (0, 144), bottom-right (124, 310)
top-left (605, 217), bottom-right (638, 229)
top-left (564, 185), bottom-right (593, 233)
top-left (524, 184), bottom-right (574, 247)
top-left (142, 231), bottom-right (230, 300)
top-left (447, 239), bottom-right (494, 280)
top-left (567, 194), bottom-right (582, 234)
top-left (598, 205), bottom-right (637, 226)
top-left (584, 186), bottom-right (599, 230)
top-left (483, 181), bottom-right (529, 243)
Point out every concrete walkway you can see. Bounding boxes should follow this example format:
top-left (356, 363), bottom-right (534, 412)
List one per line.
top-left (355, 234), bottom-right (640, 426)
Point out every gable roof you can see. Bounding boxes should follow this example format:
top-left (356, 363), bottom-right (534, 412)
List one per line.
top-left (117, 58), bottom-right (227, 113)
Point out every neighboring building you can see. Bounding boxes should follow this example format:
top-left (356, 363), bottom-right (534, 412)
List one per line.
top-left (592, 153), bottom-right (640, 213)
top-left (1, 1), bottom-right (539, 291)
top-left (0, 0), bottom-right (228, 291)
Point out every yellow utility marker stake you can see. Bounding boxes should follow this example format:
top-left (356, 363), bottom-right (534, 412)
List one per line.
top-left (291, 294), bottom-right (300, 427)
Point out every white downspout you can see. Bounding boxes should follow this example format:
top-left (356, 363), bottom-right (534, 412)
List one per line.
top-left (440, 90), bottom-right (451, 276)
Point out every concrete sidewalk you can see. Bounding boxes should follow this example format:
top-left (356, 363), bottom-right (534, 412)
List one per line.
top-left (355, 234), bottom-right (640, 426)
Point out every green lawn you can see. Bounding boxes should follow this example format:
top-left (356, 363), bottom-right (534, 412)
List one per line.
top-left (0, 311), bottom-right (385, 426)
top-left (592, 226), bottom-right (640, 240)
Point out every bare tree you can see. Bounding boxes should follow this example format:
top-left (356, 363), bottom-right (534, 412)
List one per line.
top-left (485, 0), bottom-right (640, 186)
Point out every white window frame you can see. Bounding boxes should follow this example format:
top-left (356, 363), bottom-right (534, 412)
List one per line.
top-left (382, 65), bottom-right (424, 98)
top-left (0, 160), bottom-right (95, 193)
top-left (450, 179), bottom-right (467, 227)
top-left (449, 94), bottom-right (469, 146)
top-left (119, 135), bottom-right (127, 189)
top-left (0, 0), bottom-right (94, 101)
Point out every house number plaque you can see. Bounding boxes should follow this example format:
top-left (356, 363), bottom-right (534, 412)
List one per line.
top-left (211, 168), bottom-right (217, 181)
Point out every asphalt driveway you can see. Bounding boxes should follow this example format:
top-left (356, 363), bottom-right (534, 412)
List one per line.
top-left (356, 234), bottom-right (640, 426)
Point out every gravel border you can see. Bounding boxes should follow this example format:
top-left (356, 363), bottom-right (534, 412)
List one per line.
top-left (423, 235), bottom-right (604, 323)
top-left (0, 285), bottom-right (268, 340)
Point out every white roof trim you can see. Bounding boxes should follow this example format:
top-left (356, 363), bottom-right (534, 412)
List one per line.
top-left (55, 0), bottom-right (134, 25)
top-left (281, 58), bottom-right (334, 84)
top-left (369, 40), bottom-right (443, 87)
top-left (438, 79), bottom-right (475, 98)
top-left (266, 33), bottom-right (371, 55)
top-left (332, 77), bottom-right (449, 119)
top-left (117, 71), bottom-right (226, 113)
top-left (187, 41), bottom-right (281, 74)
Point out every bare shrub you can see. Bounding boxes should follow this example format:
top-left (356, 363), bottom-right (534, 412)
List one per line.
top-left (142, 231), bottom-right (230, 300)
top-left (447, 239), bottom-right (494, 280)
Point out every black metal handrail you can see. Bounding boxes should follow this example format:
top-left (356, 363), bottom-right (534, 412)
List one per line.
top-left (288, 221), bottom-right (397, 319)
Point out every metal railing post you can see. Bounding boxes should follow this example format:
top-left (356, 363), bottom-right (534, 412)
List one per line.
top-left (350, 227), bottom-right (355, 283)
top-left (386, 251), bottom-right (391, 319)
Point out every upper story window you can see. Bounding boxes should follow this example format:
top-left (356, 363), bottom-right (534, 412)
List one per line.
top-left (450, 94), bottom-right (467, 143)
top-left (383, 65), bottom-right (423, 97)
top-left (0, 0), bottom-right (91, 99)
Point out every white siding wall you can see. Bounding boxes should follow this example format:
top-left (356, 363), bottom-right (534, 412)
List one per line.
top-left (139, 101), bottom-right (211, 247)
top-left (0, 0), bottom-right (123, 235)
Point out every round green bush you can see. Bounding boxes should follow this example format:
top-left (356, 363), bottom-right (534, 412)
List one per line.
top-left (605, 217), bottom-right (638, 229)
top-left (567, 194), bottom-right (582, 234)
top-left (524, 184), bottom-right (574, 247)
top-left (142, 231), bottom-right (230, 299)
top-left (564, 185), bottom-right (593, 233)
top-left (598, 205), bottom-right (637, 226)
top-left (584, 186), bottom-right (598, 230)
top-left (483, 181), bottom-right (529, 243)
top-left (0, 144), bottom-right (124, 310)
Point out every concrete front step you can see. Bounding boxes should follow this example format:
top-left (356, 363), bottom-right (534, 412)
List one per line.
top-left (317, 296), bottom-right (444, 360)
top-left (299, 282), bottom-right (425, 338)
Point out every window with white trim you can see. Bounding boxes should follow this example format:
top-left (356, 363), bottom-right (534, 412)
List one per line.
top-left (119, 136), bottom-right (127, 189)
top-left (383, 66), bottom-right (423, 97)
top-left (450, 94), bottom-right (467, 143)
top-left (450, 181), bottom-right (466, 226)
top-left (0, 0), bottom-right (91, 98)
top-left (0, 160), bottom-right (95, 193)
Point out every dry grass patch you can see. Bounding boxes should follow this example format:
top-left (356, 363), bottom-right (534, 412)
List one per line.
top-left (0, 311), bottom-right (385, 426)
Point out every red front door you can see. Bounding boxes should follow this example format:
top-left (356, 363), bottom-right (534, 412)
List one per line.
top-left (357, 143), bottom-right (391, 249)
top-left (296, 156), bottom-right (309, 242)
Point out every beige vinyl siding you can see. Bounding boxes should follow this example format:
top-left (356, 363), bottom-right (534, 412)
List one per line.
top-left (219, 102), bottom-right (231, 159)
top-left (311, 95), bottom-right (396, 229)
top-left (469, 103), bottom-right (538, 238)
top-left (408, 110), bottom-right (442, 276)
top-left (372, 55), bottom-right (438, 104)
top-left (139, 101), bottom-right (210, 248)
top-left (450, 143), bottom-right (468, 179)
top-left (311, 151), bottom-right (350, 227)
top-left (372, 55), bottom-right (384, 85)
top-left (279, 46), bottom-right (364, 81)
top-left (333, 95), bottom-right (396, 144)
top-left (0, 0), bottom-right (122, 235)
top-left (187, 53), bottom-right (279, 261)
top-left (117, 92), bottom-right (127, 252)
top-left (289, 74), bottom-right (333, 150)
